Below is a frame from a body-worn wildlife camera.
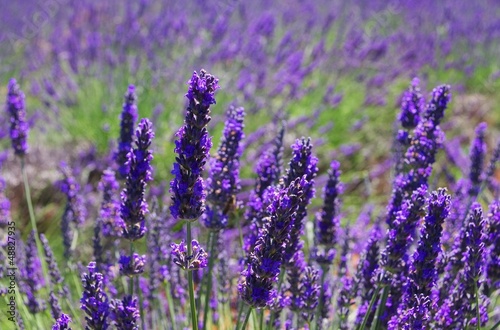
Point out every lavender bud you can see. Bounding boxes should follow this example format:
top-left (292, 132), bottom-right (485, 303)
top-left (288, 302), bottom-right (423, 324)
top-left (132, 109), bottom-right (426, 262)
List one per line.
top-left (119, 253), bottom-right (146, 277)
top-left (6, 78), bottom-right (29, 156)
top-left (111, 295), bottom-right (140, 330)
top-left (116, 85), bottom-right (139, 179)
top-left (171, 240), bottom-right (208, 271)
top-left (80, 262), bottom-right (110, 330)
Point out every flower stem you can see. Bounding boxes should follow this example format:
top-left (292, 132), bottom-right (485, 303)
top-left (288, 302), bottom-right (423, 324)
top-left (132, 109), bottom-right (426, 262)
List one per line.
top-left (202, 230), bottom-right (219, 330)
top-left (373, 285), bottom-right (389, 330)
top-left (474, 280), bottom-right (480, 330)
top-left (316, 265), bottom-right (329, 328)
top-left (240, 306), bottom-right (252, 330)
top-left (21, 158), bottom-right (49, 286)
top-left (187, 221), bottom-right (199, 330)
top-left (357, 284), bottom-right (381, 330)
top-left (267, 268), bottom-right (286, 330)
top-left (165, 282), bottom-right (178, 330)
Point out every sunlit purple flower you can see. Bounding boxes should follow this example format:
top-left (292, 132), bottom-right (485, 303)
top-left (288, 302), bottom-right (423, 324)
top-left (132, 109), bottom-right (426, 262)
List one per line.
top-left (52, 313), bottom-right (72, 330)
top-left (23, 231), bottom-right (45, 314)
top-left (58, 162), bottom-right (86, 226)
top-left (98, 169), bottom-right (123, 238)
top-left (399, 77), bottom-right (425, 129)
top-left (170, 69), bottom-right (219, 221)
top-left (486, 201), bottom-right (500, 293)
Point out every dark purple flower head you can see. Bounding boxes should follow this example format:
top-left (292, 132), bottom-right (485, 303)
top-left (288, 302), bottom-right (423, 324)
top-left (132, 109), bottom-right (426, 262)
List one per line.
top-left (254, 124), bottom-right (285, 197)
top-left (111, 295), bottom-right (139, 330)
top-left (49, 291), bottom-right (63, 321)
top-left (314, 160), bottom-right (342, 264)
top-left (382, 186), bottom-right (427, 275)
top-left (171, 239), bottom-right (208, 271)
top-left (388, 294), bottom-right (431, 330)
top-left (119, 253), bottom-right (146, 277)
top-left (40, 234), bottom-right (66, 292)
top-left (58, 162), bottom-right (86, 226)
top-left (23, 231), bottom-right (46, 314)
top-left (80, 262), bottom-right (109, 330)
top-left (299, 266), bottom-right (320, 323)
top-left (399, 77), bottom-right (425, 129)
top-left (436, 204), bottom-right (487, 328)
top-left (468, 122), bottom-right (487, 196)
top-left (403, 189), bottom-right (450, 311)
top-left (98, 169), bottom-right (123, 238)
top-left (120, 118), bottom-right (154, 241)
top-left (283, 138), bottom-right (318, 265)
top-left (0, 173), bottom-right (11, 228)
top-left (6, 78), bottom-right (29, 156)
top-left (423, 85), bottom-right (451, 126)
top-left (116, 85), bottom-right (139, 179)
top-left (52, 313), bottom-right (72, 330)
top-left (239, 177), bottom-right (305, 308)
top-left (170, 69), bottom-right (219, 221)
top-left (486, 201), bottom-right (500, 291)
top-left (203, 105), bottom-right (245, 230)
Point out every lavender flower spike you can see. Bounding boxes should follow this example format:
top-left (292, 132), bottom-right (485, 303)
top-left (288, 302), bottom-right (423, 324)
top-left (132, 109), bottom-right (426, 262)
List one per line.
top-left (98, 169), bottom-right (123, 238)
top-left (52, 313), bottom-right (72, 330)
top-left (111, 295), bottom-right (140, 330)
top-left (468, 122), bottom-right (487, 196)
top-left (120, 118), bottom-right (154, 241)
top-left (119, 253), bottom-right (146, 277)
top-left (170, 69), bottom-right (219, 221)
top-left (486, 201), bottom-right (500, 293)
top-left (81, 261), bottom-right (110, 330)
top-left (399, 77), bottom-right (425, 129)
top-left (171, 240), bottom-right (208, 270)
top-left (116, 85), bottom-right (139, 179)
top-left (238, 177), bottom-right (305, 308)
top-left (6, 78), bottom-right (29, 156)
top-left (23, 231), bottom-right (46, 314)
top-left (313, 160), bottom-right (342, 264)
top-left (203, 105), bottom-right (245, 230)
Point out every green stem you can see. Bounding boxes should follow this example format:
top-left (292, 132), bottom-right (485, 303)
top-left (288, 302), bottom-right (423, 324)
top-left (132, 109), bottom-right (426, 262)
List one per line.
top-left (316, 265), bottom-right (329, 329)
top-left (490, 319), bottom-right (500, 330)
top-left (165, 282), bottom-right (177, 330)
top-left (137, 276), bottom-right (146, 330)
top-left (373, 285), bottom-right (389, 330)
top-left (240, 307), bottom-right (252, 330)
top-left (129, 243), bottom-right (134, 296)
top-left (357, 284), bottom-right (381, 330)
top-left (187, 222), bottom-right (199, 330)
top-left (202, 230), bottom-right (218, 330)
top-left (259, 309), bottom-right (264, 330)
top-left (474, 280), bottom-right (481, 330)
top-left (235, 301), bottom-right (244, 330)
top-left (21, 158), bottom-right (49, 284)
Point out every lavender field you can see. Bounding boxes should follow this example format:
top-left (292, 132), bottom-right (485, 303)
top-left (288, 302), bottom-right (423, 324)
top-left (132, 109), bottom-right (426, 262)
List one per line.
top-left (1, 1), bottom-right (500, 329)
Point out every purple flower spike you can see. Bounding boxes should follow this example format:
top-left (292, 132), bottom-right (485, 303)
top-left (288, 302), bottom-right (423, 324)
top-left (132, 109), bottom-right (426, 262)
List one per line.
top-left (399, 77), bottom-right (425, 129)
top-left (314, 160), bottom-right (342, 264)
top-left (486, 201), bottom-right (500, 293)
top-left (388, 294), bottom-right (431, 330)
top-left (119, 253), bottom-right (146, 277)
top-left (58, 162), bottom-right (86, 226)
top-left (171, 240), bottom-right (208, 271)
top-left (120, 118), bottom-right (154, 241)
top-left (468, 122), bottom-right (487, 196)
top-left (98, 169), bottom-right (123, 238)
top-left (111, 295), bottom-right (140, 330)
top-left (170, 69), bottom-right (219, 221)
top-left (203, 105), bottom-right (245, 230)
top-left (23, 231), bottom-right (46, 314)
top-left (52, 313), bottom-right (72, 330)
top-left (81, 262), bottom-right (109, 330)
top-left (116, 85), bottom-right (139, 179)
top-left (238, 177), bottom-right (305, 308)
top-left (0, 172), bottom-right (11, 228)
top-left (6, 78), bottom-right (29, 156)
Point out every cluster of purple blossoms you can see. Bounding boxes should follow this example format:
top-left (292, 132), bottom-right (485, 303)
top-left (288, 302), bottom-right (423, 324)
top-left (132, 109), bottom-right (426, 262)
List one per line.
top-left (98, 169), bottom-right (123, 238)
top-left (110, 295), bottom-right (140, 330)
top-left (283, 137), bottom-right (318, 265)
top-left (170, 69), bottom-right (219, 221)
top-left (22, 231), bottom-right (46, 314)
top-left (399, 77), bottom-right (425, 129)
top-left (171, 240), bottom-right (209, 271)
top-left (203, 105), bottom-right (245, 230)
top-left (116, 85), bottom-right (139, 179)
top-left (120, 118), bottom-right (154, 241)
top-left (52, 313), bottom-right (72, 330)
top-left (436, 205), bottom-right (488, 328)
top-left (486, 201), bottom-right (500, 293)
top-left (0, 171), bottom-right (11, 228)
top-left (313, 160), bottom-right (343, 264)
top-left (468, 122), bottom-right (487, 197)
top-left (80, 262), bottom-right (110, 329)
top-left (239, 177), bottom-right (305, 308)
top-left (119, 253), bottom-right (146, 277)
top-left (244, 126), bottom-right (284, 256)
top-left (6, 78), bottom-right (29, 156)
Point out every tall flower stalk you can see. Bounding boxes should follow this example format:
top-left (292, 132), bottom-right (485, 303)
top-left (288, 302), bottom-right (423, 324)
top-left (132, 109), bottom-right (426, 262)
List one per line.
top-left (170, 69), bottom-right (219, 330)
